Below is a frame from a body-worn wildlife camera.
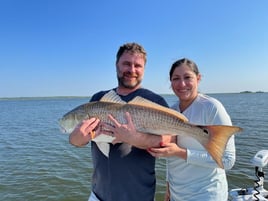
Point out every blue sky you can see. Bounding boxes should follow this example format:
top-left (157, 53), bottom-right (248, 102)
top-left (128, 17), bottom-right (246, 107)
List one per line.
top-left (0, 0), bottom-right (267, 97)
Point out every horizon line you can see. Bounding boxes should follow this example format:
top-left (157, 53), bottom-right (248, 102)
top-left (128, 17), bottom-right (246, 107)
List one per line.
top-left (0, 91), bottom-right (266, 100)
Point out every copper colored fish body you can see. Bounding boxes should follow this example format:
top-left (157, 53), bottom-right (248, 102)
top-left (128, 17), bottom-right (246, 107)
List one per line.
top-left (59, 90), bottom-right (242, 168)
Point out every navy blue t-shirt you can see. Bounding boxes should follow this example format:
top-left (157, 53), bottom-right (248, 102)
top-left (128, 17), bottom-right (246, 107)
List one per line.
top-left (90, 88), bottom-right (168, 201)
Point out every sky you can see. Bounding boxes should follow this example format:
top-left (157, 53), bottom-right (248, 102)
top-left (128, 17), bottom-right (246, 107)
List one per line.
top-left (0, 0), bottom-right (268, 98)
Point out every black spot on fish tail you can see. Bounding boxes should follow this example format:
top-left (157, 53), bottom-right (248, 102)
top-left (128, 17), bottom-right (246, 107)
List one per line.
top-left (197, 125), bottom-right (209, 135)
top-left (203, 128), bottom-right (209, 134)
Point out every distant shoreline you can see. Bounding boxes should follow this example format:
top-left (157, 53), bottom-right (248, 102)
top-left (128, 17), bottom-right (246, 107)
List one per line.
top-left (0, 96), bottom-right (90, 101)
top-left (0, 91), bottom-right (266, 100)
top-left (239, 90), bottom-right (265, 93)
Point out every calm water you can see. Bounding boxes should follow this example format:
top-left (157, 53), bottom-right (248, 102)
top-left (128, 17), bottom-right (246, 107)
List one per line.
top-left (0, 93), bottom-right (267, 201)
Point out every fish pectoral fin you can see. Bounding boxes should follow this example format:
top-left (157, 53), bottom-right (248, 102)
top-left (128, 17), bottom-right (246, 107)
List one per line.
top-left (119, 143), bottom-right (132, 157)
top-left (95, 142), bottom-right (110, 157)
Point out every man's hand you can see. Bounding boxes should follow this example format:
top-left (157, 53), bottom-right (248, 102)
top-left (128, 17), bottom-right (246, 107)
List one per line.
top-left (101, 112), bottom-right (137, 145)
top-left (101, 112), bottom-right (174, 149)
top-left (69, 118), bottom-right (100, 147)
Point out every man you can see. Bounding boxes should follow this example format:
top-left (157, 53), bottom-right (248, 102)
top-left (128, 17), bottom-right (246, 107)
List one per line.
top-left (69, 42), bottom-right (170, 201)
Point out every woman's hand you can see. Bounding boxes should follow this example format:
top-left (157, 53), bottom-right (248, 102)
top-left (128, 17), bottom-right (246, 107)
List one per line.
top-left (147, 140), bottom-right (187, 160)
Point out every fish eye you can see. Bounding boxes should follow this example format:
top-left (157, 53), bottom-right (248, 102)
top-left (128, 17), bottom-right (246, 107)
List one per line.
top-left (203, 128), bottom-right (209, 134)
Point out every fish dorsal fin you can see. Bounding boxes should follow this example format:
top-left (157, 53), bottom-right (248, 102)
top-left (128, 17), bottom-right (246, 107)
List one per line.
top-left (100, 90), bottom-right (126, 104)
top-left (129, 96), bottom-right (188, 122)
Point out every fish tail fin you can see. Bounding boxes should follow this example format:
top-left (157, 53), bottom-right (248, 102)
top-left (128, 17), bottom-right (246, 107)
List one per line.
top-left (201, 125), bottom-right (242, 168)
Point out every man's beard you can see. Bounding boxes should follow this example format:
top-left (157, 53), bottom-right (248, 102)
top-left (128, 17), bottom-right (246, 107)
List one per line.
top-left (117, 75), bottom-right (142, 89)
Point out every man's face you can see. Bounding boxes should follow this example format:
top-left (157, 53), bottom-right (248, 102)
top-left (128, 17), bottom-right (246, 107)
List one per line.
top-left (116, 51), bottom-right (145, 89)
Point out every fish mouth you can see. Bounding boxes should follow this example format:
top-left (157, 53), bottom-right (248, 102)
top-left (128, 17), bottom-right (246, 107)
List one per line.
top-left (58, 119), bottom-right (68, 133)
top-left (59, 124), bottom-right (68, 133)
top-left (60, 127), bottom-right (68, 133)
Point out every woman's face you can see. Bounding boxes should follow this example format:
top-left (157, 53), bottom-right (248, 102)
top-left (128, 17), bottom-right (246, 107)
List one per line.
top-left (170, 64), bottom-right (201, 102)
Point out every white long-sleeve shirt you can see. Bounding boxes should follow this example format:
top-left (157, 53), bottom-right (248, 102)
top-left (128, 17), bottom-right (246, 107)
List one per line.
top-left (167, 93), bottom-right (236, 201)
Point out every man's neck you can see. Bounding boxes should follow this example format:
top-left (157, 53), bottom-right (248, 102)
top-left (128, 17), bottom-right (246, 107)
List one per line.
top-left (116, 86), bottom-right (141, 96)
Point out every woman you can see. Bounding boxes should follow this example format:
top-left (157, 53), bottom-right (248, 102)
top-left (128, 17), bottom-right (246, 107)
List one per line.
top-left (148, 58), bottom-right (236, 201)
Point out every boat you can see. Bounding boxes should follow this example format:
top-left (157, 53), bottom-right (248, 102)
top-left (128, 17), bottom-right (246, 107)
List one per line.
top-left (229, 150), bottom-right (268, 201)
